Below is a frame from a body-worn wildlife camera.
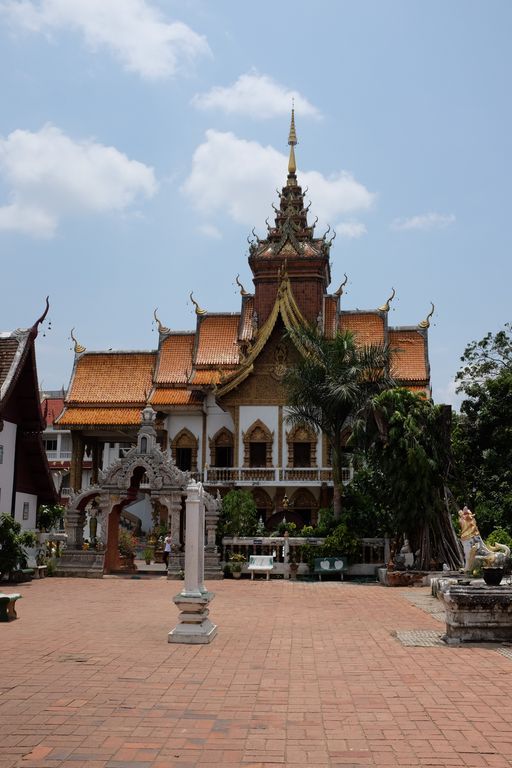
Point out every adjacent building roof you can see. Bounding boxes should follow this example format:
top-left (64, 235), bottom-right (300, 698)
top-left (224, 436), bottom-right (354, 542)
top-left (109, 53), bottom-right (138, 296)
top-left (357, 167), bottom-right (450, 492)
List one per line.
top-left (195, 314), bottom-right (240, 367)
top-left (66, 352), bottom-right (156, 404)
top-left (389, 329), bottom-right (429, 383)
top-left (340, 312), bottom-right (385, 345)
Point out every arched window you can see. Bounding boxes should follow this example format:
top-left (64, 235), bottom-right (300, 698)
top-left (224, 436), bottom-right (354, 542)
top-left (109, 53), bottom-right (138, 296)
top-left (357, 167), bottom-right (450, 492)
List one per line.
top-left (209, 427), bottom-right (234, 467)
top-left (140, 436), bottom-right (148, 454)
top-left (171, 428), bottom-right (198, 472)
top-left (242, 420), bottom-right (273, 468)
top-left (289, 488), bottom-right (319, 527)
top-left (286, 425), bottom-right (317, 468)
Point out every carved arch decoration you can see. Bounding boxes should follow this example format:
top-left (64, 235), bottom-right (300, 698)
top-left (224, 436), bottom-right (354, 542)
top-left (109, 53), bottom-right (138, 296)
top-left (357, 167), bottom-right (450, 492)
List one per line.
top-left (252, 488), bottom-right (273, 513)
top-left (209, 427), bottom-right (234, 466)
top-left (286, 424), bottom-right (317, 468)
top-left (171, 427), bottom-right (198, 473)
top-left (289, 488), bottom-right (319, 510)
top-left (242, 419), bottom-right (274, 468)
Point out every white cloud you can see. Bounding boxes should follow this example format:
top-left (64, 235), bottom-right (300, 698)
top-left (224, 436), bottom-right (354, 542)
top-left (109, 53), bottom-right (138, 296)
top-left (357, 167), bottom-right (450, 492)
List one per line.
top-left (192, 71), bottom-right (321, 119)
top-left (182, 130), bottom-right (374, 229)
top-left (335, 221), bottom-right (367, 239)
top-left (391, 212), bottom-right (455, 232)
top-left (434, 378), bottom-right (463, 410)
top-left (1, 0), bottom-right (210, 79)
top-left (198, 223), bottom-right (222, 240)
top-left (0, 124), bottom-right (157, 237)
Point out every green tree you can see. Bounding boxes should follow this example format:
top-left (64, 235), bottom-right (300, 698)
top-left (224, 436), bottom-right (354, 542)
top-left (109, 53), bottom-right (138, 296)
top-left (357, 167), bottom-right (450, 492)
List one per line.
top-left (284, 326), bottom-right (394, 519)
top-left (362, 389), bottom-right (462, 570)
top-left (0, 514), bottom-right (36, 579)
top-left (218, 490), bottom-right (258, 538)
top-left (452, 324), bottom-right (512, 536)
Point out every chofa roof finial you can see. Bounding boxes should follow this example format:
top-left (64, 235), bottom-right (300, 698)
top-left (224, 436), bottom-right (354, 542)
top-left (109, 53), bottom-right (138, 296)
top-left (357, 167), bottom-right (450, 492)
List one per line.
top-left (235, 274), bottom-right (250, 296)
top-left (70, 328), bottom-right (86, 354)
top-left (153, 308), bottom-right (170, 335)
top-left (418, 302), bottom-right (435, 329)
top-left (189, 292), bottom-right (207, 316)
top-left (334, 274), bottom-right (348, 298)
top-left (378, 287), bottom-right (396, 313)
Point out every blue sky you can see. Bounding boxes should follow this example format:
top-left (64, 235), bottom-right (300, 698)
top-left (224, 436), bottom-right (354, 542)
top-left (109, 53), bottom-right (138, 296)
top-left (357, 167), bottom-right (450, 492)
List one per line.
top-left (1, 0), bottom-right (511, 407)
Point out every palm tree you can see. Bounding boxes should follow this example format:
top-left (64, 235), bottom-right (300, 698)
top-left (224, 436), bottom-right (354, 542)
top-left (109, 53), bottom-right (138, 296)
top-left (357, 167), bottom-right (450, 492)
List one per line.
top-left (285, 327), bottom-right (395, 519)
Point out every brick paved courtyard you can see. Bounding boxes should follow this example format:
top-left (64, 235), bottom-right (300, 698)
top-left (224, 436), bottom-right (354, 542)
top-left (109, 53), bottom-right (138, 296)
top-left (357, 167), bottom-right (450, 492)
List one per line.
top-left (2, 577), bottom-right (512, 768)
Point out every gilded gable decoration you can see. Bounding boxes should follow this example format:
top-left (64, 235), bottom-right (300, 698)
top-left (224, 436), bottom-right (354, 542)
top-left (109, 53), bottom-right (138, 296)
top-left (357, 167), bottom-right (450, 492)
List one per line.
top-left (190, 292), bottom-right (207, 316)
top-left (153, 308), bottom-right (170, 335)
top-left (271, 342), bottom-right (288, 381)
top-left (70, 328), bottom-right (86, 355)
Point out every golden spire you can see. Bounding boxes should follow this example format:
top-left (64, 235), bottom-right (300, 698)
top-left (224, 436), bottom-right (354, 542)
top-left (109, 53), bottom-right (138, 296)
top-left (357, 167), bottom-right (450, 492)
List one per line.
top-left (189, 292), bottom-right (207, 315)
top-left (153, 308), bottom-right (170, 335)
top-left (287, 107), bottom-right (298, 176)
top-left (418, 302), bottom-right (435, 329)
top-left (378, 287), bottom-right (395, 313)
top-left (70, 328), bottom-right (86, 354)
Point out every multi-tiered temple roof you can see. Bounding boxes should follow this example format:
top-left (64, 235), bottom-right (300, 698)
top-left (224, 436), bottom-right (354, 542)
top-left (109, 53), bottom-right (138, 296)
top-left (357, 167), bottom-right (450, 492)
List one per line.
top-left (57, 114), bottom-right (431, 432)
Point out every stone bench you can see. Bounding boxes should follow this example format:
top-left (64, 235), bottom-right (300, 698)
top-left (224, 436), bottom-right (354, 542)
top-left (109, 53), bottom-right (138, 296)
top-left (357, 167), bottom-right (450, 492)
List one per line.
top-left (247, 555), bottom-right (274, 580)
top-left (314, 557), bottom-right (347, 581)
top-left (35, 565), bottom-right (47, 578)
top-left (0, 593), bottom-right (22, 621)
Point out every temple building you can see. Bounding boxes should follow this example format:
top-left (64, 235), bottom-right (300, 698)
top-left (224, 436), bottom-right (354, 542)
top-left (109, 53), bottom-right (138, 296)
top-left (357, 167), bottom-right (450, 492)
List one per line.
top-left (56, 114), bottom-right (431, 531)
top-left (0, 302), bottom-right (57, 528)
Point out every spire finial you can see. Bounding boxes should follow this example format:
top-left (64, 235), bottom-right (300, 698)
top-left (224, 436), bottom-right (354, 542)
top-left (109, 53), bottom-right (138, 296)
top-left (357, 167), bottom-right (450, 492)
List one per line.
top-left (378, 287), bottom-right (396, 313)
top-left (418, 302), bottom-right (435, 329)
top-left (189, 292), bottom-right (207, 316)
top-left (287, 106), bottom-right (298, 176)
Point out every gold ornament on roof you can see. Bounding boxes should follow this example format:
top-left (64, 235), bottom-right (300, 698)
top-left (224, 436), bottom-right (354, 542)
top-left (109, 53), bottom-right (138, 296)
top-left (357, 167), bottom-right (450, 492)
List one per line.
top-left (378, 287), bottom-right (396, 313)
top-left (153, 308), bottom-right (170, 335)
top-left (287, 107), bottom-right (298, 176)
top-left (189, 292), bottom-right (207, 315)
top-left (334, 273), bottom-right (348, 297)
top-left (235, 274), bottom-right (250, 296)
top-left (70, 328), bottom-right (86, 354)
top-left (418, 303), bottom-right (435, 329)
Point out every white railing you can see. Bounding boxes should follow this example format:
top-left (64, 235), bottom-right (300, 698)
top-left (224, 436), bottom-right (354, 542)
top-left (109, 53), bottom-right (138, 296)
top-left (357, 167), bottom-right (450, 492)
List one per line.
top-left (203, 466), bottom-right (353, 485)
top-left (46, 450), bottom-right (72, 461)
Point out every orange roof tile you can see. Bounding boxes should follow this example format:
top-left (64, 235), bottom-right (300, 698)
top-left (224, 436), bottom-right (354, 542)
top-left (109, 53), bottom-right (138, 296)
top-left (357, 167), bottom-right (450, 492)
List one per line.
top-left (57, 407), bottom-right (143, 426)
top-left (389, 330), bottom-right (428, 382)
top-left (150, 388), bottom-right (203, 406)
top-left (340, 312), bottom-right (385, 345)
top-left (190, 369), bottom-right (237, 385)
top-left (240, 297), bottom-right (255, 341)
top-left (155, 334), bottom-right (194, 385)
top-left (324, 296), bottom-right (337, 339)
top-left (67, 352), bottom-right (155, 404)
top-left (195, 315), bottom-right (240, 366)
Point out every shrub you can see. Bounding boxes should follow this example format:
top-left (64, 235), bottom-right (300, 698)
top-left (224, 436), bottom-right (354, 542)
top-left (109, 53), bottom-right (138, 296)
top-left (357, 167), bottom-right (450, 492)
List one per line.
top-left (301, 522), bottom-right (360, 570)
top-left (0, 513), bottom-right (36, 578)
top-left (486, 527), bottom-right (512, 551)
top-left (118, 530), bottom-right (138, 557)
top-left (37, 504), bottom-right (64, 532)
top-left (218, 490), bottom-right (258, 538)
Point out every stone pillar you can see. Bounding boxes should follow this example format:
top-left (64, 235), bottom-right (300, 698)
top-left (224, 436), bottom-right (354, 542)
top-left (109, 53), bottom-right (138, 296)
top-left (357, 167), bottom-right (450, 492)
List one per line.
top-left (91, 440), bottom-right (101, 485)
top-left (204, 492), bottom-right (223, 579)
top-left (169, 480), bottom-right (217, 644)
top-left (167, 492), bottom-right (184, 579)
top-left (64, 508), bottom-right (86, 550)
top-left (70, 432), bottom-right (84, 492)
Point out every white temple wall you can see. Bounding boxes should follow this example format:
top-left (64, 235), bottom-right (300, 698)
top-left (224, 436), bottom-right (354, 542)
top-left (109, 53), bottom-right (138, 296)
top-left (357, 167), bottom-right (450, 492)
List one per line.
top-left (239, 406), bottom-right (279, 466)
top-left (14, 492), bottom-right (37, 530)
top-left (0, 419), bottom-right (16, 514)
top-left (166, 413), bottom-right (203, 465)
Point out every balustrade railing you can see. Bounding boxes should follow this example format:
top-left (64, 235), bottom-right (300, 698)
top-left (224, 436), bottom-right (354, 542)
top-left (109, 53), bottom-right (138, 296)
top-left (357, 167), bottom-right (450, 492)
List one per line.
top-left (203, 466), bottom-right (353, 485)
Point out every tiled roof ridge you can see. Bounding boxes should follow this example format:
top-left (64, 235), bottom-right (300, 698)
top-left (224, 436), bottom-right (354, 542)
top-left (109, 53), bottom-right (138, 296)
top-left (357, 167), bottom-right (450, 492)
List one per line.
top-left (74, 349), bottom-right (157, 355)
top-left (0, 329), bottom-right (30, 403)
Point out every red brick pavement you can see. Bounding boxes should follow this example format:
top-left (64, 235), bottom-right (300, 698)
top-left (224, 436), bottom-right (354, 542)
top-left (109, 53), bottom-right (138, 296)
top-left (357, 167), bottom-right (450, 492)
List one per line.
top-left (1, 578), bottom-right (512, 768)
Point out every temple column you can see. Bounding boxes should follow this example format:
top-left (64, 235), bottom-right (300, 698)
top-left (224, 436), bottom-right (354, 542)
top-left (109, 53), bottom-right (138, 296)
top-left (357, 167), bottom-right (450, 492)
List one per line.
top-left (91, 440), bottom-right (101, 485)
top-left (169, 481), bottom-right (217, 644)
top-left (167, 491), bottom-right (184, 579)
top-left (70, 432), bottom-right (85, 492)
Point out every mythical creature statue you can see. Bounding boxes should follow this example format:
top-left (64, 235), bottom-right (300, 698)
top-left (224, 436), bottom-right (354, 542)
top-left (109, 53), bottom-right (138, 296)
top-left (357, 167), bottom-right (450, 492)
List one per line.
top-left (458, 506), bottom-right (510, 573)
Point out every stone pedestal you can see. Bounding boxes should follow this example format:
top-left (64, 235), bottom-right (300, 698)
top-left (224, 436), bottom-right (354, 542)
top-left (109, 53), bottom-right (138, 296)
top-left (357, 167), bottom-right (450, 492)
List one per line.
top-left (168, 593), bottom-right (217, 644)
top-left (56, 549), bottom-right (105, 578)
top-left (441, 584), bottom-right (512, 643)
top-left (204, 548), bottom-right (223, 579)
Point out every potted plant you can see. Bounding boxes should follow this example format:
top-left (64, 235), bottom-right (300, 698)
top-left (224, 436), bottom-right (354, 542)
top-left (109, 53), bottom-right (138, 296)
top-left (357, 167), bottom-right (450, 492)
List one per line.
top-left (143, 546), bottom-right (153, 565)
top-left (229, 552), bottom-right (246, 579)
top-left (118, 530), bottom-right (138, 571)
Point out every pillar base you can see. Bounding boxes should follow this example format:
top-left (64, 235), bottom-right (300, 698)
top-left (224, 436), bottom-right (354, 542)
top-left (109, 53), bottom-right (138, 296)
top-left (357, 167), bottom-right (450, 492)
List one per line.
top-left (168, 592), bottom-right (217, 644)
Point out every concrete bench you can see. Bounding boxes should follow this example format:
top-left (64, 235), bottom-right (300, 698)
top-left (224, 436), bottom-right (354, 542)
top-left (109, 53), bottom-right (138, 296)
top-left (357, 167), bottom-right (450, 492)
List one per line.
top-left (314, 557), bottom-right (347, 581)
top-left (0, 593), bottom-right (22, 621)
top-left (248, 555), bottom-right (274, 580)
top-left (10, 569), bottom-right (34, 583)
top-left (35, 565), bottom-right (47, 578)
